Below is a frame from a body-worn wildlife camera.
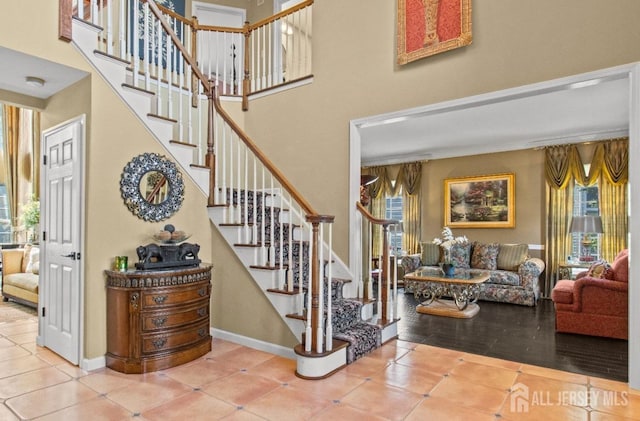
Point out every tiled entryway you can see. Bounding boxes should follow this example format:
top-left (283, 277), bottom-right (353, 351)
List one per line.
top-left (0, 313), bottom-right (638, 420)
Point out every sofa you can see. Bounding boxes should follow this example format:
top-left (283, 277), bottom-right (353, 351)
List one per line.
top-left (1, 246), bottom-right (39, 308)
top-left (551, 249), bottom-right (628, 339)
top-left (401, 241), bottom-right (545, 306)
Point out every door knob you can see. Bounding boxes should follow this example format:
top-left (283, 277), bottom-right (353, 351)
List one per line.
top-left (62, 252), bottom-right (80, 260)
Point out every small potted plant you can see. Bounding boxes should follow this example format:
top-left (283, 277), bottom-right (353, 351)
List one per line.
top-left (432, 227), bottom-right (468, 276)
top-left (21, 196), bottom-right (40, 243)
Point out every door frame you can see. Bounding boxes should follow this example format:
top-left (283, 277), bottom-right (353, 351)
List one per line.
top-left (37, 114), bottom-right (86, 367)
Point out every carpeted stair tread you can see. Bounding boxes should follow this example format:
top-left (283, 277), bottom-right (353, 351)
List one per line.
top-left (333, 322), bottom-right (382, 364)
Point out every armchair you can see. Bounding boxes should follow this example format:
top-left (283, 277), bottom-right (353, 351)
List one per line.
top-left (551, 249), bottom-right (628, 340)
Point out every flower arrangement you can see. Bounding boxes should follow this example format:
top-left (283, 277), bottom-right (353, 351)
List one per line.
top-left (432, 226), bottom-right (468, 265)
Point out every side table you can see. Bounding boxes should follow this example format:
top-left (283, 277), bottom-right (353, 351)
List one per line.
top-left (557, 261), bottom-right (591, 280)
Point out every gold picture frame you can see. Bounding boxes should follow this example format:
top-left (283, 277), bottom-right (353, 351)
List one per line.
top-left (397, 0), bottom-right (472, 65)
top-left (444, 173), bottom-right (515, 228)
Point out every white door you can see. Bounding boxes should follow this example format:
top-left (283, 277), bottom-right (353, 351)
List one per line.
top-left (39, 116), bottom-right (84, 365)
top-left (192, 2), bottom-right (245, 95)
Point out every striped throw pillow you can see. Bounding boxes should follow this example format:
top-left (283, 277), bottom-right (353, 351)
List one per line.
top-left (497, 244), bottom-right (529, 271)
top-left (420, 242), bottom-right (440, 266)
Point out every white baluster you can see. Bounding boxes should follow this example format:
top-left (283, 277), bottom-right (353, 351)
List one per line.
top-left (143, 2), bottom-right (150, 91)
top-left (305, 223), bottom-right (312, 352)
top-left (316, 223), bottom-right (324, 354)
top-left (326, 223), bottom-right (333, 351)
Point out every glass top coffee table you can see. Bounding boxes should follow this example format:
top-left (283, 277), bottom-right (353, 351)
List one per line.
top-left (404, 268), bottom-right (490, 318)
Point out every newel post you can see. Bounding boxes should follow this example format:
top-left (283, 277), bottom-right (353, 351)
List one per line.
top-left (59, 0), bottom-right (72, 42)
top-left (205, 82), bottom-right (216, 207)
top-left (242, 21), bottom-right (251, 111)
top-left (380, 224), bottom-right (390, 322)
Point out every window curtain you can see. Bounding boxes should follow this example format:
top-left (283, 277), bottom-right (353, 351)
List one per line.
top-left (400, 162), bottom-right (422, 254)
top-left (364, 162), bottom-right (422, 257)
top-left (544, 139), bottom-right (628, 296)
top-left (1, 104), bottom-right (40, 243)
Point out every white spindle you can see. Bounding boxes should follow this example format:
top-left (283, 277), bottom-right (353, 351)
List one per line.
top-left (250, 30), bottom-right (256, 92)
top-left (166, 17), bottom-right (173, 119)
top-left (252, 157), bottom-right (258, 243)
top-left (266, 21), bottom-right (272, 88)
top-left (236, 135), bottom-right (242, 224)
top-left (77, 0), bottom-right (84, 20)
top-left (244, 144), bottom-right (250, 243)
top-left (287, 193), bottom-right (293, 292)
top-left (143, 2), bottom-right (150, 90)
top-left (316, 223), bottom-right (324, 354)
top-left (326, 223), bottom-right (333, 351)
top-left (106, 0), bottom-right (113, 55)
top-left (268, 175), bottom-right (275, 264)
top-left (376, 225), bottom-right (382, 320)
top-left (305, 223), bottom-right (313, 352)
top-left (177, 49), bottom-right (184, 141)
top-left (118, 0), bottom-right (125, 58)
top-left (298, 206), bottom-right (304, 314)
top-left (279, 186), bottom-right (284, 284)
top-left (260, 166), bottom-right (267, 264)
top-left (156, 17), bottom-right (164, 114)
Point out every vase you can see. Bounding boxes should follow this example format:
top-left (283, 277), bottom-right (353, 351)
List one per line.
top-left (442, 263), bottom-right (455, 277)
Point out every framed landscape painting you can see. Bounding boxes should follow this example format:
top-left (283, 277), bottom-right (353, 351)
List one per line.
top-left (444, 173), bottom-right (515, 228)
top-left (397, 0), bottom-right (472, 65)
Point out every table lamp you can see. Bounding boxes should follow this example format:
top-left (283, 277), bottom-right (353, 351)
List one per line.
top-left (569, 215), bottom-right (603, 262)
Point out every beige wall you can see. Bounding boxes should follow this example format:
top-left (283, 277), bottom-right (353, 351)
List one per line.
top-left (422, 149), bottom-right (546, 259)
top-left (243, 0), bottom-right (640, 263)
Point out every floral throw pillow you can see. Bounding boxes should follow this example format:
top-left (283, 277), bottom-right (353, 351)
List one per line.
top-left (587, 260), bottom-right (613, 279)
top-left (471, 242), bottom-right (499, 270)
top-left (448, 243), bottom-right (471, 269)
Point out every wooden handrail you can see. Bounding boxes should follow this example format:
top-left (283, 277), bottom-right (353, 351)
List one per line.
top-left (249, 0), bottom-right (314, 30)
top-left (210, 89), bottom-right (320, 217)
top-left (144, 0), bottom-right (210, 94)
top-left (356, 201), bottom-right (399, 227)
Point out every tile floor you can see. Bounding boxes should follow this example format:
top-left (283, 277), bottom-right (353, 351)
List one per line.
top-left (0, 315), bottom-right (639, 420)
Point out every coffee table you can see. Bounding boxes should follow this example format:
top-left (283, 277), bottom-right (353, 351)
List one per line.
top-left (404, 268), bottom-right (490, 318)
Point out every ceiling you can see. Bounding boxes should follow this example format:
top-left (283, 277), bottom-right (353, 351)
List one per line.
top-left (358, 71), bottom-right (630, 166)
top-left (0, 46), bottom-right (88, 101)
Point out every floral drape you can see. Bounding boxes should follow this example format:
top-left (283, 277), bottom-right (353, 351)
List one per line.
top-left (363, 162), bottom-right (422, 256)
top-left (544, 138), bottom-right (628, 296)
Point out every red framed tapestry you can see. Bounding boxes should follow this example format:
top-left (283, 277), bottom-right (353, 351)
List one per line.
top-left (397, 0), bottom-right (472, 65)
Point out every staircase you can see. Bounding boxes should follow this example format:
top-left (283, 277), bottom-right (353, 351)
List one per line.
top-left (63, 0), bottom-right (398, 378)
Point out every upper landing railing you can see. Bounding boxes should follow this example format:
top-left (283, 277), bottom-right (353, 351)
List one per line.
top-left (60, 0), bottom-right (313, 111)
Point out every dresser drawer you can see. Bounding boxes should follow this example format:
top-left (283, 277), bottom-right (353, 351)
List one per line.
top-left (141, 320), bottom-right (210, 355)
top-left (141, 300), bottom-right (209, 332)
top-left (141, 282), bottom-right (210, 309)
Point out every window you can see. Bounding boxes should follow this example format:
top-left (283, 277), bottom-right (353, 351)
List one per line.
top-left (385, 195), bottom-right (403, 254)
top-left (571, 183), bottom-right (600, 260)
top-left (0, 114), bottom-right (10, 243)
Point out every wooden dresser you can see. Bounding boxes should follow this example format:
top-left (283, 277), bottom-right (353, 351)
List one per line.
top-left (105, 264), bottom-right (212, 374)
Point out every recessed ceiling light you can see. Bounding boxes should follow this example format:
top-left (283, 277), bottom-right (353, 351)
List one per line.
top-left (25, 76), bottom-right (45, 88)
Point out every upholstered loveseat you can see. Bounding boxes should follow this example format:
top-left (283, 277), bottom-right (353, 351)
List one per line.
top-left (1, 246), bottom-right (39, 308)
top-left (402, 242), bottom-right (545, 306)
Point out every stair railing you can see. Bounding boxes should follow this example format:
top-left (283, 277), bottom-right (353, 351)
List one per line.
top-left (60, 0), bottom-right (334, 356)
top-left (356, 202), bottom-right (400, 323)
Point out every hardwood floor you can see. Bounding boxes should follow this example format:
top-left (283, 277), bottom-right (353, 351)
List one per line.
top-left (396, 290), bottom-right (629, 382)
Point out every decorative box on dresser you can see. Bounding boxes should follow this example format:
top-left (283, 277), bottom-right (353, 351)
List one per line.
top-left (105, 264), bottom-right (212, 374)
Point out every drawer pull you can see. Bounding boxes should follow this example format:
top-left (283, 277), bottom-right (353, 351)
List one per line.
top-left (198, 287), bottom-right (207, 297)
top-left (152, 338), bottom-right (167, 349)
top-left (198, 328), bottom-right (207, 337)
top-left (152, 317), bottom-right (167, 327)
top-left (153, 295), bottom-right (168, 304)
top-left (197, 308), bottom-right (207, 317)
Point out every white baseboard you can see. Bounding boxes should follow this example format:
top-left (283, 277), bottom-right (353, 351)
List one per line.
top-left (82, 355), bottom-right (106, 372)
top-left (211, 328), bottom-right (296, 360)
